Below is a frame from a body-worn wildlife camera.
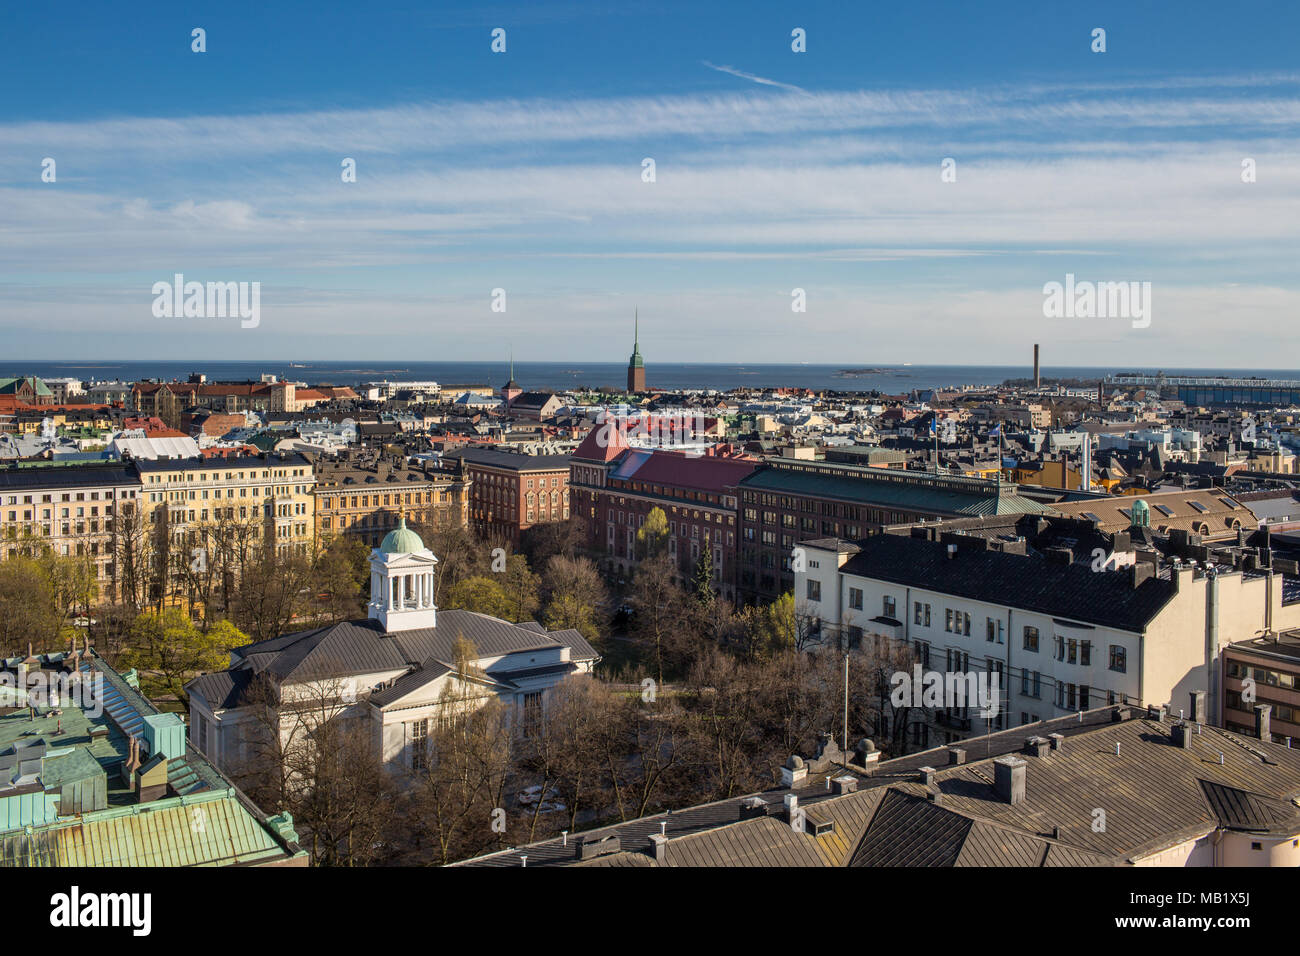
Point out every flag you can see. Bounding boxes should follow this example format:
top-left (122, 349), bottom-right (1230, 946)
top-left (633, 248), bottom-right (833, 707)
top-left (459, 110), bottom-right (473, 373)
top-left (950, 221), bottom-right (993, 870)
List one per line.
top-left (928, 417), bottom-right (937, 436)
top-left (989, 424), bottom-right (1002, 437)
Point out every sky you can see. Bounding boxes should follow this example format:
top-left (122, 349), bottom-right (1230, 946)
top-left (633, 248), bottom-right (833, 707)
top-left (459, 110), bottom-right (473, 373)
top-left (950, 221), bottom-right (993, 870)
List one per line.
top-left (1, 0), bottom-right (1298, 366)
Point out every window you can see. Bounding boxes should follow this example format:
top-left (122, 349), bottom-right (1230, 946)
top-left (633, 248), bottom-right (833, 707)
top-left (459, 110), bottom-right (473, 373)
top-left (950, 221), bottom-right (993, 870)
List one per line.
top-left (410, 719), bottom-right (429, 771)
top-left (848, 588), bottom-right (863, 611)
top-left (1109, 645), bottom-right (1127, 673)
top-left (914, 640), bottom-right (930, 668)
top-left (806, 580), bottom-right (821, 601)
top-left (1080, 641), bottom-right (1091, 667)
top-left (1055, 635), bottom-right (1065, 662)
top-left (522, 692), bottom-right (543, 732)
top-left (882, 595), bottom-right (896, 618)
top-left (1067, 639), bottom-right (1078, 665)
top-left (1023, 626), bottom-right (1039, 652)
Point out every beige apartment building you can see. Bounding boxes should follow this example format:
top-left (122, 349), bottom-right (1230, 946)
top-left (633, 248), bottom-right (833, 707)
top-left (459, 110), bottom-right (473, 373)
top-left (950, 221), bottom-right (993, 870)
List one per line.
top-left (0, 462), bottom-right (143, 602)
top-left (314, 452), bottom-right (471, 548)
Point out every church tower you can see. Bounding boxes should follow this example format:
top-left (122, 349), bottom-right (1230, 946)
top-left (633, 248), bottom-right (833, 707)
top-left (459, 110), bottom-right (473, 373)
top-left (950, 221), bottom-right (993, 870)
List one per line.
top-left (627, 311), bottom-right (646, 393)
top-left (501, 348), bottom-right (522, 407)
top-left (367, 515), bottom-right (439, 632)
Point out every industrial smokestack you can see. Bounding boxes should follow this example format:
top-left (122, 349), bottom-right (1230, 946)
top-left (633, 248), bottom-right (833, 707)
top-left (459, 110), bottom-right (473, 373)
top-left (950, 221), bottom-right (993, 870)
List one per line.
top-left (1033, 344), bottom-right (1040, 389)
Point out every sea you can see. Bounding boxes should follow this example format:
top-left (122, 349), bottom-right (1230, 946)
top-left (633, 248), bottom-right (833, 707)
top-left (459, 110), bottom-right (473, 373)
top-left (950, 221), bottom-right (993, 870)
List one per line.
top-left (2, 361), bottom-right (1296, 395)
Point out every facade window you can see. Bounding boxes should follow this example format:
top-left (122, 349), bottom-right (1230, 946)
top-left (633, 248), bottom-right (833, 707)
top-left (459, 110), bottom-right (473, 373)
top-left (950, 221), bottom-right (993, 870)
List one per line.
top-left (1080, 641), bottom-right (1091, 667)
top-left (410, 719), bottom-right (429, 771)
top-left (806, 580), bottom-right (821, 601)
top-left (848, 587), bottom-right (863, 611)
top-left (882, 595), bottom-right (896, 618)
top-left (1109, 645), bottom-right (1127, 673)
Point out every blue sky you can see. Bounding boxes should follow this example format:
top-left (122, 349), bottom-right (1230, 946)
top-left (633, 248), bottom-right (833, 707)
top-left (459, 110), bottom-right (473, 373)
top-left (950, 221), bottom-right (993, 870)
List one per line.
top-left (2, 0), bottom-right (1298, 365)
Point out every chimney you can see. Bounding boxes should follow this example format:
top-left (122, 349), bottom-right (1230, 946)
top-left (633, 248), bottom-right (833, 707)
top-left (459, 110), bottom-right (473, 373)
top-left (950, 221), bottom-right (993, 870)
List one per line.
top-left (648, 833), bottom-right (668, 864)
top-left (1255, 704), bottom-right (1272, 742)
top-left (1171, 722), bottom-right (1193, 749)
top-left (1023, 736), bottom-right (1051, 758)
top-left (947, 544), bottom-right (957, 560)
top-left (784, 792), bottom-right (799, 823)
top-left (1189, 691), bottom-right (1207, 725)
top-left (918, 766), bottom-right (937, 786)
top-left (993, 756), bottom-right (1026, 805)
top-left (781, 754), bottom-right (808, 788)
top-left (948, 747), bottom-right (967, 766)
top-left (1048, 733), bottom-right (1064, 751)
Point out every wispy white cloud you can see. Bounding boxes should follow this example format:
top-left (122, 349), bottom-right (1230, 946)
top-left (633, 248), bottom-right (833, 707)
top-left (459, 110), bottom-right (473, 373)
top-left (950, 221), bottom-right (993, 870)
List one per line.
top-left (3, 72), bottom-right (1298, 362)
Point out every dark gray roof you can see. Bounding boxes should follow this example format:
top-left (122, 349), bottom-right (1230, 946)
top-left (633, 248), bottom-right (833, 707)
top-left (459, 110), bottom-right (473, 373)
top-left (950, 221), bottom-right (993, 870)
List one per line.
top-left (1199, 779), bottom-right (1298, 832)
top-left (836, 534), bottom-right (1176, 632)
top-left (187, 669), bottom-right (253, 710)
top-left (850, 790), bottom-right (971, 867)
top-left (239, 619), bottom-right (410, 683)
top-left (0, 463), bottom-right (139, 489)
top-left (199, 608), bottom-right (596, 709)
top-left (442, 448), bottom-right (571, 471)
top-left (368, 662), bottom-right (452, 707)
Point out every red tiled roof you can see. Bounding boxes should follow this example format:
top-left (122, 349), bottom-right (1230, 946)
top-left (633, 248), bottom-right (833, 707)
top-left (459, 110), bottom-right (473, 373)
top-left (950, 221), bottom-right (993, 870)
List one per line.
top-left (572, 421), bottom-right (628, 462)
top-left (611, 448), bottom-right (758, 492)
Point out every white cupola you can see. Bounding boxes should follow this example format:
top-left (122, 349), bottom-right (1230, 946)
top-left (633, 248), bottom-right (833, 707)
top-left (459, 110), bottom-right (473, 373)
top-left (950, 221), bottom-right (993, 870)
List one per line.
top-left (367, 515), bottom-right (438, 632)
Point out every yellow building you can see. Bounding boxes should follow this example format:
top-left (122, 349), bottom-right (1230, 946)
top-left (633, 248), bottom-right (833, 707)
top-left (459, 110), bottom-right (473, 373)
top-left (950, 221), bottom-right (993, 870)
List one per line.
top-left (314, 453), bottom-right (470, 548)
top-left (135, 453), bottom-right (316, 608)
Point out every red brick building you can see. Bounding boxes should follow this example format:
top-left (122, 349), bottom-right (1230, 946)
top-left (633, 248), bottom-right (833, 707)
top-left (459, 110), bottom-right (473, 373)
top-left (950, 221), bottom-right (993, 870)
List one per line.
top-left (569, 428), bottom-right (758, 598)
top-left (444, 448), bottom-right (572, 547)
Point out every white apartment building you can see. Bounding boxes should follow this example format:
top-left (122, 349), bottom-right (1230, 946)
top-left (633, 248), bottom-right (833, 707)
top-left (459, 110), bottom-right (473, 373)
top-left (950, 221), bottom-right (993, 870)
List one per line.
top-left (796, 533), bottom-right (1300, 748)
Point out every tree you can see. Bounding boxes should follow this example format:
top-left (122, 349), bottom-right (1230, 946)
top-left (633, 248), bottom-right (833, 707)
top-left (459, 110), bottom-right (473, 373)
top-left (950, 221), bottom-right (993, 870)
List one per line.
top-left (119, 608), bottom-right (250, 706)
top-left (635, 507), bottom-right (670, 560)
top-left (542, 594), bottom-right (601, 645)
top-left (443, 576), bottom-right (515, 620)
top-left (540, 555), bottom-right (607, 643)
top-left (310, 534), bottom-right (370, 624)
top-left (500, 554), bottom-right (541, 623)
top-left (231, 547), bottom-right (312, 642)
top-left (0, 557), bottom-right (64, 656)
top-left (629, 552), bottom-right (683, 687)
top-left (737, 592), bottom-right (797, 661)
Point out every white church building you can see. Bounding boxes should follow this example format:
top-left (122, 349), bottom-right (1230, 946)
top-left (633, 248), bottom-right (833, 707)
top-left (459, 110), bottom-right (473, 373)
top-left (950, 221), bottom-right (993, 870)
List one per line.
top-left (186, 517), bottom-right (599, 775)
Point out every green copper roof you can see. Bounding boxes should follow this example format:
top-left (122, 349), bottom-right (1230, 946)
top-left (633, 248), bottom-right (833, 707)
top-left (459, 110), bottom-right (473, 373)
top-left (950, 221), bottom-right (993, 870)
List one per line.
top-left (379, 515), bottom-right (425, 554)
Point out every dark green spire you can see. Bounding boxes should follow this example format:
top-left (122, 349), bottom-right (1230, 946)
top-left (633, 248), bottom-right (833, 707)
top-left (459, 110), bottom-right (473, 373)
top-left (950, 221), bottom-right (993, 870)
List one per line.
top-left (629, 309), bottom-right (644, 368)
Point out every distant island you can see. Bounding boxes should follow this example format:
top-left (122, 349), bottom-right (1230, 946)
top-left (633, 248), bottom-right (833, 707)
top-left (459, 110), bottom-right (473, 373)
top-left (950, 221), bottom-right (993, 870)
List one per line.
top-left (835, 368), bottom-right (898, 377)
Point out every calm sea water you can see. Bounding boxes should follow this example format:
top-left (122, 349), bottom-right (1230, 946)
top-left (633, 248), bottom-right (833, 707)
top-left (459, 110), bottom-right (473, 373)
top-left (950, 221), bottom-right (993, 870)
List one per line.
top-left (3, 361), bottom-right (1296, 394)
